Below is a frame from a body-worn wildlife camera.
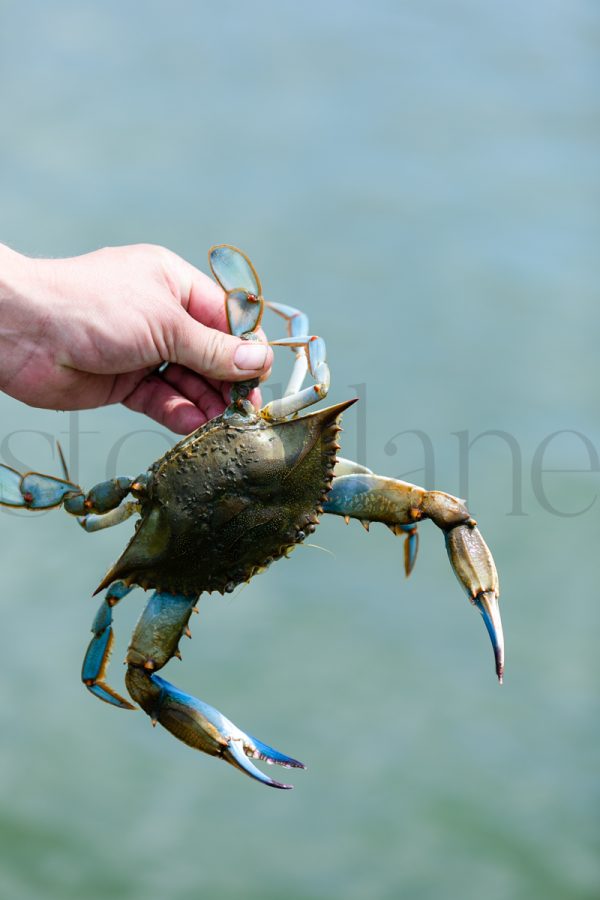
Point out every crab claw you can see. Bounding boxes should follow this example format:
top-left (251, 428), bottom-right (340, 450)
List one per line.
top-left (223, 732), bottom-right (305, 789)
top-left (474, 591), bottom-right (504, 684)
top-left (445, 523), bottom-right (504, 683)
top-left (129, 672), bottom-right (305, 789)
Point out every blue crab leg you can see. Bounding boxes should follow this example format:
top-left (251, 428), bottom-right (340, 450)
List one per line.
top-left (82, 580), bottom-right (136, 708)
top-left (210, 245), bottom-right (317, 412)
top-left (208, 245), bottom-right (265, 338)
top-left (124, 590), bottom-right (305, 788)
top-left (261, 336), bottom-right (330, 420)
top-left (209, 244), bottom-right (267, 416)
top-left (0, 464), bottom-right (30, 506)
top-left (324, 466), bottom-right (504, 682)
top-left (265, 301), bottom-right (310, 396)
top-left (138, 675), bottom-right (305, 789)
top-left (80, 476), bottom-right (135, 513)
top-left (0, 463), bottom-right (139, 520)
top-left (209, 244), bottom-right (262, 296)
top-left (0, 464), bottom-right (81, 509)
top-left (333, 457), bottom-right (372, 477)
top-left (224, 288), bottom-right (265, 337)
top-left (78, 500), bottom-right (140, 532)
top-left (210, 245), bottom-right (316, 399)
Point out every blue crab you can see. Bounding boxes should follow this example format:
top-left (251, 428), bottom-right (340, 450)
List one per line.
top-left (0, 245), bottom-right (503, 789)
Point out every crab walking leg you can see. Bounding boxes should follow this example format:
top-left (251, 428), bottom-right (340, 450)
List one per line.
top-left (323, 468), bottom-right (504, 682)
top-left (82, 581), bottom-right (136, 708)
top-left (261, 336), bottom-right (330, 420)
top-left (283, 350), bottom-right (309, 398)
top-left (124, 591), bottom-right (305, 788)
top-left (265, 301), bottom-right (310, 396)
top-left (333, 458), bottom-right (373, 477)
top-left (78, 501), bottom-right (140, 532)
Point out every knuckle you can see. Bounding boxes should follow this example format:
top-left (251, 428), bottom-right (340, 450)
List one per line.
top-left (133, 244), bottom-right (177, 281)
top-left (201, 328), bottom-right (227, 373)
top-left (161, 318), bottom-right (180, 363)
top-left (133, 242), bottom-right (168, 260)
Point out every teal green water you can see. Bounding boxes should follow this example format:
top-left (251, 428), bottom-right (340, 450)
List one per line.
top-left (0, 2), bottom-right (598, 898)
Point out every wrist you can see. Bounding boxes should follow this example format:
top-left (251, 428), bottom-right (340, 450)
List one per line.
top-left (0, 244), bottom-right (51, 399)
top-left (0, 243), bottom-right (36, 305)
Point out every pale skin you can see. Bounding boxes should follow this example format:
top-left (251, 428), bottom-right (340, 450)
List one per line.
top-left (0, 242), bottom-right (273, 434)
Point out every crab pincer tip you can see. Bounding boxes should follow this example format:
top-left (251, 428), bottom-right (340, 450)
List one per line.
top-left (474, 591), bottom-right (505, 685)
top-left (224, 739), bottom-right (300, 789)
top-left (493, 644), bottom-right (504, 685)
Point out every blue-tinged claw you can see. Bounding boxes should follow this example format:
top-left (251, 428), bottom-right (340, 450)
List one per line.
top-left (226, 288), bottom-right (264, 336)
top-left (136, 674), bottom-right (305, 789)
top-left (20, 473), bottom-right (80, 509)
top-left (445, 523), bottom-right (503, 682)
top-left (474, 591), bottom-right (505, 684)
top-left (223, 738), bottom-right (296, 790)
top-left (0, 464), bottom-right (26, 506)
top-left (248, 735), bottom-right (305, 769)
top-left (209, 244), bottom-right (262, 295)
top-left (400, 524), bottom-right (419, 576)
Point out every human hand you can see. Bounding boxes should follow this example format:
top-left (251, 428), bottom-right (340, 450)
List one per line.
top-left (0, 242), bottom-right (273, 433)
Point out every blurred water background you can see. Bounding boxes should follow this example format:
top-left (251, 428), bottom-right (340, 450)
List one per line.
top-left (0, 1), bottom-right (598, 898)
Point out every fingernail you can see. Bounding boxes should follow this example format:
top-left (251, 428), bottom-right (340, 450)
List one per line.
top-left (234, 343), bottom-right (268, 371)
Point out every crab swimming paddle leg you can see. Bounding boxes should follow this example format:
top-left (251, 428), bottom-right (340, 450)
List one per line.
top-left (0, 464), bottom-right (81, 509)
top-left (208, 244), bottom-right (265, 337)
top-left (124, 590), bottom-right (305, 788)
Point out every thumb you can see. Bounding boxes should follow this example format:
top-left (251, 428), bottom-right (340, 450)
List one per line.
top-left (169, 310), bottom-right (273, 381)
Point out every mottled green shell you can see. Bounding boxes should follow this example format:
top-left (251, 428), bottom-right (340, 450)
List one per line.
top-left (98, 400), bottom-right (353, 596)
